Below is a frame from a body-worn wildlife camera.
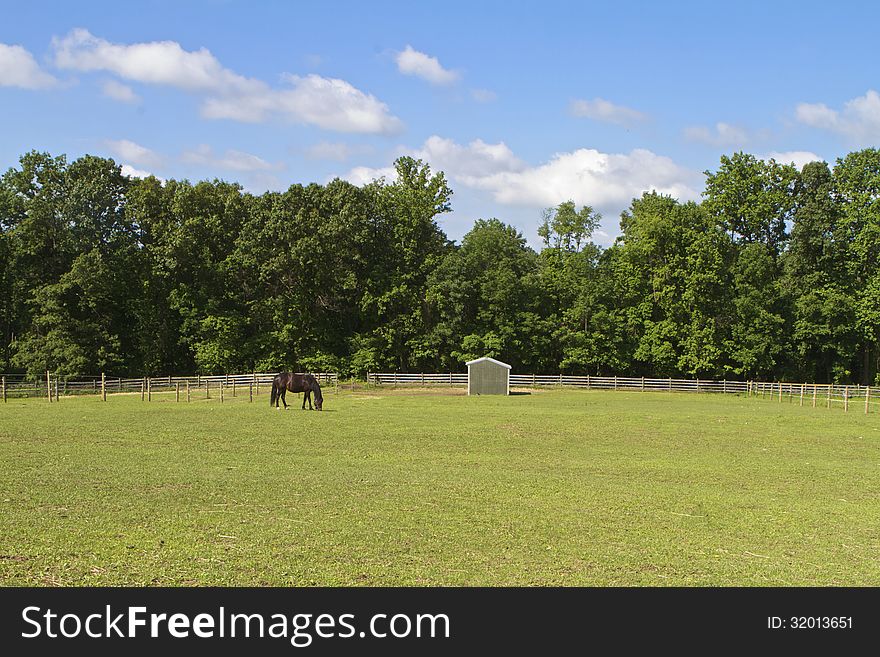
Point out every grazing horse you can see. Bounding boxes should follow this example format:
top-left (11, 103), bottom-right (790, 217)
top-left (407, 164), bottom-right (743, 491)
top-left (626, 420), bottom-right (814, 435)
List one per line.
top-left (270, 372), bottom-right (323, 411)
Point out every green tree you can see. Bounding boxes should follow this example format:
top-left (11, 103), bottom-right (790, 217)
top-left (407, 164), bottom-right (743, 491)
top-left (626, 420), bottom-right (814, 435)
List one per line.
top-left (2, 154), bottom-right (138, 378)
top-left (357, 157), bottom-right (453, 372)
top-left (427, 219), bottom-right (548, 370)
top-left (610, 192), bottom-right (734, 377)
top-left (782, 161), bottom-right (858, 382)
top-left (703, 152), bottom-right (799, 256)
top-left (834, 148), bottom-right (880, 384)
top-left (703, 153), bottom-right (800, 379)
top-left (537, 201), bottom-right (604, 372)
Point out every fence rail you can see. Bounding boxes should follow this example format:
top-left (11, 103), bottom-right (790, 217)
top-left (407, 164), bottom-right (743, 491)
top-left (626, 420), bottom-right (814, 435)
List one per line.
top-left (2, 371), bottom-right (876, 414)
top-left (0, 372), bottom-right (338, 401)
top-left (366, 372), bottom-right (878, 414)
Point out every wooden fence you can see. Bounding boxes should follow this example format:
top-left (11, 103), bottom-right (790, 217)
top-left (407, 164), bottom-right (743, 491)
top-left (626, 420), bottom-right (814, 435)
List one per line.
top-left (2, 371), bottom-right (875, 414)
top-left (366, 372), bottom-right (878, 414)
top-left (0, 372), bottom-right (338, 402)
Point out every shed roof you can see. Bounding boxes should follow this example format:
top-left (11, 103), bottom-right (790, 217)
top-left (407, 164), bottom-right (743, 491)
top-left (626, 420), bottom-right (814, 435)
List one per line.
top-left (465, 357), bottom-right (511, 369)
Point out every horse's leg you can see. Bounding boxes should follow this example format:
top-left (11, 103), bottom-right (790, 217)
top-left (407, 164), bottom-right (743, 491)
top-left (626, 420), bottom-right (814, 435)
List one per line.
top-left (281, 388), bottom-right (288, 409)
top-left (302, 390), bottom-right (310, 410)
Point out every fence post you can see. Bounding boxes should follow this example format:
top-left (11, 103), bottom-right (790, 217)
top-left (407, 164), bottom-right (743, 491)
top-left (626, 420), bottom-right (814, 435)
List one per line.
top-left (1, 376), bottom-right (5, 403)
top-left (47, 370), bottom-right (52, 403)
top-left (641, 376), bottom-right (645, 392)
top-left (799, 384), bottom-right (804, 407)
top-left (206, 380), bottom-right (210, 399)
top-left (141, 378), bottom-right (145, 401)
top-left (778, 381), bottom-right (782, 402)
top-left (560, 372), bottom-right (564, 385)
top-left (668, 377), bottom-right (672, 392)
top-left (102, 372), bottom-right (106, 401)
top-left (812, 384), bottom-right (817, 408)
top-left (220, 382), bottom-right (224, 403)
top-left (255, 373), bottom-right (259, 397)
top-left (176, 382), bottom-right (180, 402)
top-left (723, 379), bottom-right (727, 394)
top-left (186, 380), bottom-right (191, 403)
top-left (696, 378), bottom-right (700, 393)
top-left (249, 382), bottom-right (253, 402)
top-left (844, 386), bottom-right (849, 412)
top-left (148, 377), bottom-right (152, 402)
top-left (614, 375), bottom-right (618, 390)
top-left (232, 380), bottom-right (236, 397)
top-left (335, 374), bottom-right (338, 394)
top-left (421, 372), bottom-right (425, 386)
top-left (533, 373), bottom-right (536, 386)
top-left (587, 374), bottom-right (591, 389)
top-left (866, 387), bottom-right (871, 415)
top-left (827, 385), bottom-right (831, 409)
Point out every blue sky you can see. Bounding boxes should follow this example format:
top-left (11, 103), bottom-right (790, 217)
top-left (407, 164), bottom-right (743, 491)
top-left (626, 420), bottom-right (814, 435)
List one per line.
top-left (2, 0), bottom-right (879, 246)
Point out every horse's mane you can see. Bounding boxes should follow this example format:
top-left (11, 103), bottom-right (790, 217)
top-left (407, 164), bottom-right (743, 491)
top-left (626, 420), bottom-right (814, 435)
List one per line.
top-left (309, 373), bottom-right (323, 401)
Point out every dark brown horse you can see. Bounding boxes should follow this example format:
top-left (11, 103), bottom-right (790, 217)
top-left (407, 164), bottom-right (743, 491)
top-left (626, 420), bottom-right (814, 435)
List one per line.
top-left (271, 372), bottom-right (323, 410)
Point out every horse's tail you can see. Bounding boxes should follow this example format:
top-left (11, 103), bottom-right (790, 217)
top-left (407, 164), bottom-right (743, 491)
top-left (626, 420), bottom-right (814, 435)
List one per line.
top-left (270, 379), bottom-right (277, 407)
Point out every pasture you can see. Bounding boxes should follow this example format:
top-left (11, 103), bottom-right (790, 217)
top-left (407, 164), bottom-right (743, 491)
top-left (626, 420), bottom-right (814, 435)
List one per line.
top-left (1, 388), bottom-right (878, 586)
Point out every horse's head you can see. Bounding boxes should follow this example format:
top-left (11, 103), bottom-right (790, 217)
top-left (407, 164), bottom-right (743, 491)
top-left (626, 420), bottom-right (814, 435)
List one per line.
top-left (311, 377), bottom-right (323, 411)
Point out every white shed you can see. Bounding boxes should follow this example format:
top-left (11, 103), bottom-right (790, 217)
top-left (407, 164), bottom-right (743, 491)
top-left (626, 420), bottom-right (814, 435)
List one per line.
top-left (466, 357), bottom-right (511, 395)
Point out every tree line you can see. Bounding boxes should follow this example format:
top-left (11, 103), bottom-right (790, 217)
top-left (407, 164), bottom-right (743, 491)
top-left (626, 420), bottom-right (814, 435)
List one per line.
top-left (1, 149), bottom-right (878, 384)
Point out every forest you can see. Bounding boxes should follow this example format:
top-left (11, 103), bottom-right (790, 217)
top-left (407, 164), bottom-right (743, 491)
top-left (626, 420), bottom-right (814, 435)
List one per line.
top-left (1, 149), bottom-right (878, 384)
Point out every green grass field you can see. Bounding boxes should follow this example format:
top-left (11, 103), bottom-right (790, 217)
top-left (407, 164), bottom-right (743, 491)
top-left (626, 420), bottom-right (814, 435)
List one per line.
top-left (1, 387), bottom-right (878, 586)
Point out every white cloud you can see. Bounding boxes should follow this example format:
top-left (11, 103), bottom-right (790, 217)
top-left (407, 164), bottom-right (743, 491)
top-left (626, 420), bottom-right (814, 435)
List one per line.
top-left (181, 144), bottom-right (280, 172)
top-left (795, 90), bottom-right (880, 142)
top-left (395, 45), bottom-right (459, 85)
top-left (101, 79), bottom-right (139, 103)
top-left (104, 139), bottom-right (162, 168)
top-left (52, 29), bottom-right (402, 134)
top-left (569, 98), bottom-right (647, 126)
top-left (201, 74), bottom-right (403, 133)
top-left (763, 151), bottom-right (822, 170)
top-left (342, 165), bottom-right (398, 186)
top-left (0, 43), bottom-right (58, 89)
top-left (683, 122), bottom-right (750, 147)
top-left (53, 28), bottom-right (259, 94)
top-left (120, 164), bottom-right (163, 181)
top-left (471, 88), bottom-right (497, 103)
top-left (342, 137), bottom-right (699, 216)
top-left (413, 136), bottom-right (526, 180)
top-left (467, 147), bottom-right (700, 209)
top-left (340, 136), bottom-right (524, 185)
